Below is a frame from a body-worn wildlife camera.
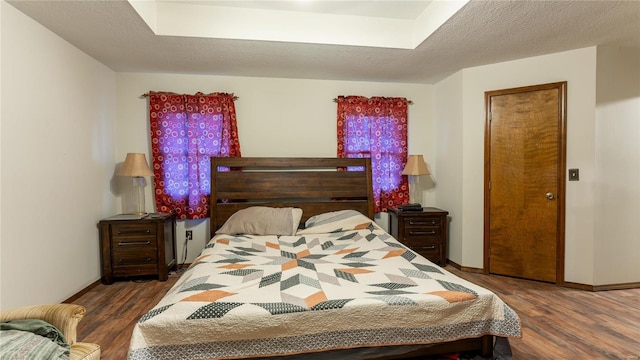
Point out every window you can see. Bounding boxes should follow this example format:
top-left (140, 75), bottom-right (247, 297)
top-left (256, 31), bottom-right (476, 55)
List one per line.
top-left (148, 92), bottom-right (241, 219)
top-left (336, 96), bottom-right (409, 212)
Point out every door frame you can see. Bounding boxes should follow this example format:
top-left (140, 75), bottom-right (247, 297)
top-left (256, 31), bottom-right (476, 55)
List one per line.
top-left (483, 82), bottom-right (568, 285)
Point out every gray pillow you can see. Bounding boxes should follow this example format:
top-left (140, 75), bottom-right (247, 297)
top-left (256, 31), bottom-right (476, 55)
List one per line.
top-left (215, 207), bottom-right (303, 236)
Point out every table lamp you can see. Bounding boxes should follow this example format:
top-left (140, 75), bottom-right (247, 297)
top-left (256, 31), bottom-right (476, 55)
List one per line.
top-left (117, 153), bottom-right (154, 215)
top-left (401, 155), bottom-right (430, 204)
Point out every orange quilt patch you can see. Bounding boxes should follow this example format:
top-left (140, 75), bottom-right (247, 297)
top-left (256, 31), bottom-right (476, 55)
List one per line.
top-left (183, 290), bottom-right (236, 302)
top-left (337, 268), bottom-right (374, 275)
top-left (382, 249), bottom-right (407, 259)
top-left (354, 222), bottom-right (372, 230)
top-left (428, 291), bottom-right (477, 303)
top-left (218, 263), bottom-right (254, 269)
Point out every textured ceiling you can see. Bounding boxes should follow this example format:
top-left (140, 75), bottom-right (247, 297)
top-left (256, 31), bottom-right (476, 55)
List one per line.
top-left (7, 0), bottom-right (640, 84)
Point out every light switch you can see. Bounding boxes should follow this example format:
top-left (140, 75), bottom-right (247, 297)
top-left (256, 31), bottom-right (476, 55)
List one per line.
top-left (568, 168), bottom-right (579, 181)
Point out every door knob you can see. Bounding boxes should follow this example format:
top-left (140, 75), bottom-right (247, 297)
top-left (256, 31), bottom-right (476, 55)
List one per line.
top-left (546, 192), bottom-right (555, 200)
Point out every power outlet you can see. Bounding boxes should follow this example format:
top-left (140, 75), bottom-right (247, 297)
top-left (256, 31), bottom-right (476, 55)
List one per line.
top-left (185, 230), bottom-right (193, 241)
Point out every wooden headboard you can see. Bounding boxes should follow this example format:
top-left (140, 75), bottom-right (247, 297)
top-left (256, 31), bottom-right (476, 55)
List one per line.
top-left (209, 157), bottom-right (374, 238)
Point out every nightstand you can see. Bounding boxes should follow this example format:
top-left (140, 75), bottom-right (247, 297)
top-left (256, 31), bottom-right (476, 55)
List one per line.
top-left (98, 213), bottom-right (177, 284)
top-left (388, 207), bottom-right (449, 265)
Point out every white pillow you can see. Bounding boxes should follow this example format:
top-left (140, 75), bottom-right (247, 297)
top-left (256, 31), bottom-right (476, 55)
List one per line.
top-left (215, 207), bottom-right (303, 236)
top-left (296, 210), bottom-right (375, 234)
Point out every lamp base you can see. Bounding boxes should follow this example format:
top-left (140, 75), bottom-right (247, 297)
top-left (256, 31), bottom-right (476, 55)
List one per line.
top-left (408, 175), bottom-right (421, 204)
top-left (133, 176), bottom-right (147, 215)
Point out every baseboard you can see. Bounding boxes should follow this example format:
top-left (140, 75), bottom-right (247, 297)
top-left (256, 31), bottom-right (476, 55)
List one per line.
top-left (446, 259), bottom-right (485, 274)
top-left (592, 282), bottom-right (640, 291)
top-left (63, 279), bottom-right (101, 304)
top-left (447, 260), bottom-right (639, 291)
top-left (562, 281), bottom-right (640, 291)
top-left (560, 281), bottom-right (594, 291)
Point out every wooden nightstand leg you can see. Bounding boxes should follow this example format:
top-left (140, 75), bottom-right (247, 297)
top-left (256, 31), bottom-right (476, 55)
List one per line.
top-left (158, 268), bottom-right (168, 281)
top-left (98, 224), bottom-right (114, 285)
top-left (102, 275), bottom-right (114, 285)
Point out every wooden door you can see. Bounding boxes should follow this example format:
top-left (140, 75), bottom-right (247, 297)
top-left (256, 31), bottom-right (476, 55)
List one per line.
top-left (484, 82), bottom-right (566, 283)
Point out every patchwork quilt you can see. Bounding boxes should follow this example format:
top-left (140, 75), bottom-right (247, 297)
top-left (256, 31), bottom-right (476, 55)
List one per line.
top-left (128, 218), bottom-right (521, 360)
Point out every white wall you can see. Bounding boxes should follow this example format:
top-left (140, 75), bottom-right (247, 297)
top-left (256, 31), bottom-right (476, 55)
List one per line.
top-left (594, 47), bottom-right (640, 285)
top-left (435, 46), bottom-right (640, 285)
top-left (115, 73), bottom-right (434, 263)
top-left (433, 72), bottom-right (463, 262)
top-left (0, 1), bottom-right (117, 309)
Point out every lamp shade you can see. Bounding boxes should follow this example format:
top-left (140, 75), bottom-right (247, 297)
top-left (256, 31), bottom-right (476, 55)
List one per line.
top-left (117, 153), bottom-right (154, 177)
top-left (402, 155), bottom-right (430, 176)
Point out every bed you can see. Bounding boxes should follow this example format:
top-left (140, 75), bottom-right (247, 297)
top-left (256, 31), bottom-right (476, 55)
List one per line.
top-left (128, 157), bottom-right (521, 360)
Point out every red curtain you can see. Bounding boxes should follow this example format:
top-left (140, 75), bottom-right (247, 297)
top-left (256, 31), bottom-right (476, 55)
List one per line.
top-left (149, 91), bottom-right (241, 219)
top-left (336, 96), bottom-right (409, 213)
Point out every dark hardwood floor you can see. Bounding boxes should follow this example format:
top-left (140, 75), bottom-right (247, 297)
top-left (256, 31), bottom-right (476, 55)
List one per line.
top-left (71, 266), bottom-right (640, 360)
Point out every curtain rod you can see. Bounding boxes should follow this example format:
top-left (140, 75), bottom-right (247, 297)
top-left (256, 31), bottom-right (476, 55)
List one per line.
top-left (139, 92), bottom-right (239, 100)
top-left (333, 97), bottom-right (413, 105)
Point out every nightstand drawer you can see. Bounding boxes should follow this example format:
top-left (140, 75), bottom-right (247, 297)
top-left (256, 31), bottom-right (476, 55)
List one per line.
top-left (111, 223), bottom-right (156, 237)
top-left (112, 237), bottom-right (157, 249)
top-left (403, 217), bottom-right (441, 229)
top-left (410, 246), bottom-right (440, 260)
top-left (402, 237), bottom-right (439, 248)
top-left (112, 247), bottom-right (159, 276)
top-left (400, 218), bottom-right (440, 241)
top-left (403, 237), bottom-right (439, 253)
top-left (113, 247), bottom-right (157, 262)
top-left (113, 241), bottom-right (156, 255)
top-left (402, 228), bottom-right (440, 238)
top-left (113, 263), bottom-right (158, 277)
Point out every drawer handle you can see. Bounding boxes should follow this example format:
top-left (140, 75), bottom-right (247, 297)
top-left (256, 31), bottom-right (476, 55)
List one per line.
top-left (119, 257), bottom-right (152, 263)
top-left (118, 241), bottom-right (151, 246)
top-left (409, 220), bottom-right (437, 226)
top-left (117, 229), bottom-right (151, 235)
top-left (409, 231), bottom-right (436, 235)
top-left (424, 245), bottom-right (436, 250)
